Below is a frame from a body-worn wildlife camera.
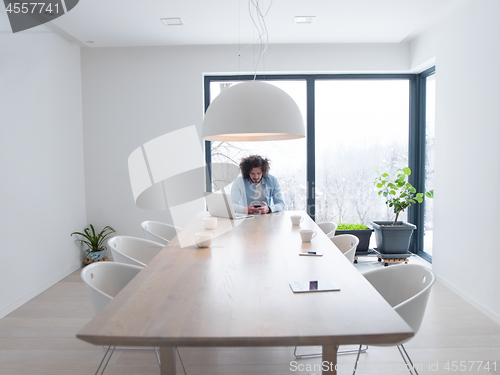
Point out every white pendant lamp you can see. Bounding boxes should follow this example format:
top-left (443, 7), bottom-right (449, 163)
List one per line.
top-left (202, 81), bottom-right (306, 142)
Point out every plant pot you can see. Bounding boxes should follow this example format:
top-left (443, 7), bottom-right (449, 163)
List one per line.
top-left (335, 228), bottom-right (374, 254)
top-left (87, 250), bottom-right (105, 261)
top-left (371, 221), bottom-right (416, 254)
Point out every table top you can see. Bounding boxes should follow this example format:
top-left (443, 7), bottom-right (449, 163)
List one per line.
top-left (77, 211), bottom-right (413, 347)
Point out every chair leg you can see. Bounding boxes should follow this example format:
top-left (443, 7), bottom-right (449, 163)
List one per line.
top-left (155, 347), bottom-right (187, 375)
top-left (339, 345), bottom-right (368, 355)
top-left (294, 345), bottom-right (320, 359)
top-left (177, 347), bottom-right (187, 375)
top-left (352, 345), bottom-right (363, 375)
top-left (293, 344), bottom-right (368, 359)
top-left (397, 344), bottom-right (419, 375)
top-left (155, 347), bottom-right (161, 368)
top-left (95, 346), bottom-right (116, 375)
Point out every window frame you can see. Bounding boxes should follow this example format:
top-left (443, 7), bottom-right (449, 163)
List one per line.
top-left (409, 66), bottom-right (435, 262)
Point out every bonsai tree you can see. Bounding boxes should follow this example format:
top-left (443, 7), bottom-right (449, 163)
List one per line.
top-left (71, 224), bottom-right (115, 255)
top-left (374, 167), bottom-right (433, 226)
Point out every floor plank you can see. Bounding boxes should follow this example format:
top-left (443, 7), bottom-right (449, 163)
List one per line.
top-left (0, 254), bottom-right (499, 375)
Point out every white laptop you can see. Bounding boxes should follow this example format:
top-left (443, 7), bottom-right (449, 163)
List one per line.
top-left (204, 192), bottom-right (253, 220)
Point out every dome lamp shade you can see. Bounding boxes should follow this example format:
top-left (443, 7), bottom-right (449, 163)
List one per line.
top-left (202, 81), bottom-right (306, 142)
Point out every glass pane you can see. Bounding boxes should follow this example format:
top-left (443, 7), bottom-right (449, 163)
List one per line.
top-left (315, 80), bottom-right (410, 226)
top-left (209, 80), bottom-right (307, 211)
top-left (424, 74), bottom-right (436, 256)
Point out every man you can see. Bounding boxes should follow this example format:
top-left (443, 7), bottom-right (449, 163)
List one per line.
top-left (230, 155), bottom-right (285, 214)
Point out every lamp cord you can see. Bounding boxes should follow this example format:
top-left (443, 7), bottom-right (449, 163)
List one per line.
top-left (235, 0), bottom-right (271, 80)
top-left (249, 0), bottom-right (271, 79)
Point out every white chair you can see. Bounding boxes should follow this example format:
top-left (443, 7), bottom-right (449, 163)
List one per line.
top-left (317, 222), bottom-right (337, 238)
top-left (81, 262), bottom-right (143, 316)
top-left (141, 220), bottom-right (181, 245)
top-left (108, 236), bottom-right (164, 267)
top-left (352, 264), bottom-right (435, 375)
top-left (81, 262), bottom-right (186, 375)
top-left (331, 234), bottom-right (359, 263)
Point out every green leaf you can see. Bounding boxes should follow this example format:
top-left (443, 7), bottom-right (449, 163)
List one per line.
top-left (376, 183), bottom-right (383, 188)
top-left (425, 190), bottom-right (434, 198)
top-left (71, 225), bottom-right (115, 252)
top-left (403, 167), bottom-right (411, 175)
top-left (390, 190), bottom-right (396, 195)
top-left (382, 173), bottom-right (389, 178)
top-left (336, 223), bottom-right (369, 230)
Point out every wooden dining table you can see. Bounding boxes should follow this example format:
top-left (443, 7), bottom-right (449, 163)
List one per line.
top-left (77, 210), bottom-right (413, 375)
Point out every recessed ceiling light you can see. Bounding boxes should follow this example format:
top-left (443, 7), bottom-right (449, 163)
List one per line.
top-left (161, 18), bottom-right (184, 26)
top-left (294, 16), bottom-right (315, 24)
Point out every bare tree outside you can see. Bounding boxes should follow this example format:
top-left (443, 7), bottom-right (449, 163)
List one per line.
top-left (351, 167), bottom-right (374, 224)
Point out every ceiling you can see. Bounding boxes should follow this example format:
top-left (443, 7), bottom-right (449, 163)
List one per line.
top-left (1, 0), bottom-right (465, 47)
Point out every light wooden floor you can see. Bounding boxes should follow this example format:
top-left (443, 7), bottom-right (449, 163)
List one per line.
top-left (1, 255), bottom-right (499, 375)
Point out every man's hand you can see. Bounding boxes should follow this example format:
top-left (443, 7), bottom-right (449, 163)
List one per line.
top-left (246, 202), bottom-right (270, 214)
top-left (246, 205), bottom-right (259, 214)
top-left (255, 202), bottom-right (270, 214)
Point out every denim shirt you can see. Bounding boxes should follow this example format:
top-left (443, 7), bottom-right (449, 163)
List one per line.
top-left (230, 175), bottom-right (285, 213)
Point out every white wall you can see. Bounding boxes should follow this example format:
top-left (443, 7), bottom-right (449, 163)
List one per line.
top-left (410, 0), bottom-right (500, 322)
top-left (0, 32), bottom-right (86, 318)
top-left (81, 43), bottom-right (410, 239)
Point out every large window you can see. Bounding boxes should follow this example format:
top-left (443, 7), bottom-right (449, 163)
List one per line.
top-left (315, 80), bottom-right (409, 224)
top-left (205, 73), bottom-right (432, 258)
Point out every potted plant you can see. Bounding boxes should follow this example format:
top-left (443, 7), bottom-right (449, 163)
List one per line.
top-left (335, 223), bottom-right (374, 255)
top-left (372, 167), bottom-right (433, 254)
top-left (71, 224), bottom-right (115, 261)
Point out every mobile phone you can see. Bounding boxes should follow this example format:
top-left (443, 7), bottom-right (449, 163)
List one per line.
top-left (289, 280), bottom-right (341, 293)
top-left (253, 204), bottom-right (262, 208)
top-left (309, 281), bottom-right (318, 290)
top-left (299, 251), bottom-right (324, 256)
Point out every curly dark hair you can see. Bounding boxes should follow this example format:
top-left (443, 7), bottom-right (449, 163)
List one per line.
top-left (239, 155), bottom-right (270, 180)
